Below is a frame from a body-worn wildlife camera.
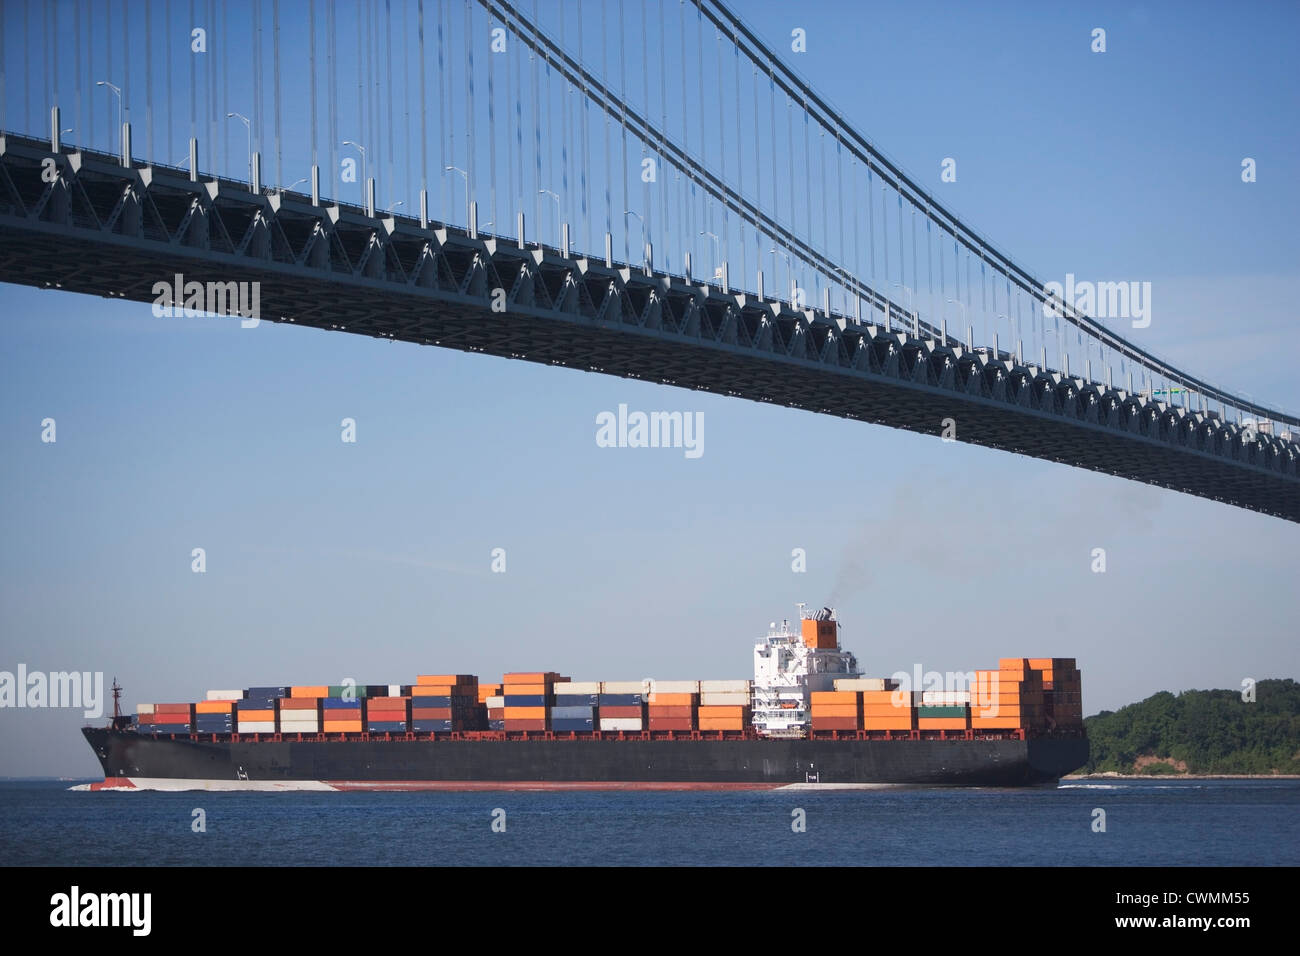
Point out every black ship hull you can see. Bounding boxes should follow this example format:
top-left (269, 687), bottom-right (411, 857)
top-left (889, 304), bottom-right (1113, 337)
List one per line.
top-left (82, 727), bottom-right (1088, 789)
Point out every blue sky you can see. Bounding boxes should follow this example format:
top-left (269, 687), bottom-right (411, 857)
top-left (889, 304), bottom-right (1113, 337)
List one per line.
top-left (2, 0), bottom-right (1298, 775)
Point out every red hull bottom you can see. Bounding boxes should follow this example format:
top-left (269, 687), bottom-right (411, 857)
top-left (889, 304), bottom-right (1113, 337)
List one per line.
top-left (325, 780), bottom-right (788, 792)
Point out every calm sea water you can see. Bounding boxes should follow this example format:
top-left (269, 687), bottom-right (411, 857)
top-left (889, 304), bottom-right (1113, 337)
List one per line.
top-left (2, 779), bottom-right (1297, 866)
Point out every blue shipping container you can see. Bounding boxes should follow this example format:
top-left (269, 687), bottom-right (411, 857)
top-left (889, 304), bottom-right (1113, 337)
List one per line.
top-left (551, 718), bottom-right (595, 732)
top-left (409, 695), bottom-right (454, 707)
top-left (367, 721), bottom-right (407, 733)
top-left (322, 698), bottom-right (362, 709)
top-left (411, 720), bottom-right (455, 732)
top-left (554, 694), bottom-right (600, 707)
top-left (551, 705), bottom-right (595, 719)
top-left (246, 686), bottom-right (288, 698)
top-left (487, 719), bottom-right (505, 731)
top-left (597, 693), bottom-right (643, 706)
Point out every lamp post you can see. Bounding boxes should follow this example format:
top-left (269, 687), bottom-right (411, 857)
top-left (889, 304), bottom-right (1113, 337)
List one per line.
top-left (624, 210), bottom-right (644, 265)
top-left (344, 140), bottom-right (368, 203)
top-left (227, 112), bottom-right (252, 182)
top-left (701, 230), bottom-right (721, 282)
top-left (539, 188), bottom-right (561, 247)
top-left (95, 80), bottom-right (122, 153)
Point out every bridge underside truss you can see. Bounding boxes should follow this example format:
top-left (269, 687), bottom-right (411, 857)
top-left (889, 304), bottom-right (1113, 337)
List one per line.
top-left (2, 135), bottom-right (1296, 522)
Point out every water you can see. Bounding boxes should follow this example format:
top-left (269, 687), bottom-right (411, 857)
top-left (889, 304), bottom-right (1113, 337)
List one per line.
top-left (3, 779), bottom-right (1297, 866)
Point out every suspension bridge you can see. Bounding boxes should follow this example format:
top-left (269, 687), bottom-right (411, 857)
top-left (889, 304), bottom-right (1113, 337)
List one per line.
top-left (0, 0), bottom-right (1296, 521)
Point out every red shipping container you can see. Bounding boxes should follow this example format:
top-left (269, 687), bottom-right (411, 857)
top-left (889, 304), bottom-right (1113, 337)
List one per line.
top-left (648, 718), bottom-right (695, 731)
top-left (646, 705), bottom-right (695, 718)
top-left (503, 719), bottom-right (547, 731)
top-left (487, 708), bottom-right (504, 719)
top-left (811, 717), bottom-right (859, 731)
top-left (279, 698), bottom-right (318, 710)
top-left (153, 704), bottom-right (193, 714)
top-left (599, 706), bottom-right (644, 718)
top-left (411, 707), bottom-right (453, 720)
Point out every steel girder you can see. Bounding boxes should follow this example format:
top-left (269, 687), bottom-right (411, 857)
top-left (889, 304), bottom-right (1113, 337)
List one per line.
top-left (1, 133), bottom-right (1297, 523)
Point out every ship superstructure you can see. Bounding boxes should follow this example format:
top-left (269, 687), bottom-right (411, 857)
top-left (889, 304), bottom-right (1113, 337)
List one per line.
top-left (751, 605), bottom-right (860, 737)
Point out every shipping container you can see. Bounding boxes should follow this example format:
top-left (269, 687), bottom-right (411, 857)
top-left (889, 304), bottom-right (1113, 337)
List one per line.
top-left (502, 694), bottom-right (548, 708)
top-left (503, 719), bottom-right (548, 731)
top-left (698, 718), bottom-right (746, 731)
top-left (810, 691), bottom-right (858, 705)
top-left (485, 696), bottom-right (505, 708)
top-left (600, 681), bottom-right (647, 695)
top-left (698, 679), bottom-right (750, 693)
top-left (916, 705), bottom-right (967, 718)
top-left (554, 693), bottom-right (600, 707)
top-left (411, 707), bottom-right (453, 719)
top-left (246, 686), bottom-right (289, 698)
top-left (367, 721), bottom-right (407, 733)
top-left (135, 704), bottom-right (155, 714)
top-left (832, 678), bottom-right (892, 692)
top-left (552, 681), bottom-right (601, 695)
top-left (195, 701), bottom-right (234, 713)
top-left (235, 709), bottom-right (275, 721)
top-left (279, 698), bottom-right (319, 710)
top-left (598, 705), bottom-right (643, 719)
top-left (552, 718), bottom-right (596, 732)
top-left (321, 699), bottom-right (362, 709)
top-left (699, 692), bottom-right (749, 706)
top-left (648, 692), bottom-right (697, 705)
top-left (291, 686), bottom-right (329, 698)
top-left (698, 706), bottom-right (748, 720)
top-left (597, 693), bottom-right (643, 706)
top-left (810, 717), bottom-right (859, 731)
top-left (646, 705), bottom-right (695, 718)
top-left (205, 690), bottom-right (244, 701)
top-left (647, 718), bottom-right (694, 731)
top-left (649, 681), bottom-right (700, 694)
top-left (598, 718), bottom-right (643, 731)
top-left (502, 672), bottom-right (557, 684)
top-left (809, 704), bottom-right (859, 718)
top-left (417, 674), bottom-right (477, 686)
top-left (502, 706), bottom-right (546, 720)
top-left (918, 718), bottom-right (968, 730)
top-left (236, 721), bottom-right (276, 733)
top-left (411, 720), bottom-right (456, 733)
top-left (551, 705), bottom-right (596, 719)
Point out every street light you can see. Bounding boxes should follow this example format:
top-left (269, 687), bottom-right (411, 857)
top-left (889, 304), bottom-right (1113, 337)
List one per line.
top-left (443, 165), bottom-right (471, 225)
top-left (345, 141), bottom-right (369, 203)
top-left (769, 247), bottom-right (793, 305)
top-left (283, 177), bottom-right (308, 194)
top-left (946, 297), bottom-right (968, 346)
top-left (388, 200), bottom-right (406, 213)
top-left (892, 281), bottom-right (915, 333)
top-left (227, 112), bottom-right (252, 183)
top-left (624, 210), bottom-right (644, 264)
top-left (538, 188), bottom-right (561, 246)
top-left (95, 80), bottom-right (122, 152)
top-left (701, 230), bottom-right (721, 281)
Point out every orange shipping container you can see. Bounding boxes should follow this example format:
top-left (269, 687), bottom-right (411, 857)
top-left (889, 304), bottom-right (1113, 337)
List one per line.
top-left (917, 718), bottom-right (968, 730)
top-left (417, 674), bottom-right (477, 686)
top-left (810, 705), bottom-right (860, 718)
top-left (697, 706), bottom-right (747, 720)
top-left (502, 672), bottom-right (555, 684)
top-left (649, 693), bottom-right (697, 705)
top-left (411, 686), bottom-right (471, 697)
top-left (279, 697), bottom-right (319, 710)
top-left (236, 709), bottom-right (275, 721)
top-left (811, 717), bottom-right (859, 731)
top-left (291, 685), bottom-right (329, 698)
top-left (502, 683), bottom-right (549, 696)
top-left (502, 706), bottom-right (546, 719)
top-left (698, 718), bottom-right (745, 731)
top-left (323, 722), bottom-right (362, 732)
top-left (195, 701), bottom-right (233, 713)
top-left (810, 691), bottom-right (858, 705)
top-left (862, 704), bottom-right (915, 716)
top-left (862, 718), bottom-right (914, 730)
top-left (860, 691), bottom-right (909, 706)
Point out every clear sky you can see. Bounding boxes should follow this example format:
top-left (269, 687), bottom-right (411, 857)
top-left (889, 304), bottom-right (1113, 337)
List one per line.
top-left (1, 0), bottom-right (1298, 776)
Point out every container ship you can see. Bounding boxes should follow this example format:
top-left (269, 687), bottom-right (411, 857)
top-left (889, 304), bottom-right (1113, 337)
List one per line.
top-left (81, 607), bottom-right (1088, 790)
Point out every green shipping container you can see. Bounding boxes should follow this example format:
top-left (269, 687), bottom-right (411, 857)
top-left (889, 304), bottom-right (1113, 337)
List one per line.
top-left (327, 685), bottom-right (368, 698)
top-left (917, 705), bottom-right (967, 718)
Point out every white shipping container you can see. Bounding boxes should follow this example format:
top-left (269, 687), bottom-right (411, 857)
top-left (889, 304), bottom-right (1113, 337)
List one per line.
top-left (598, 718), bottom-right (643, 731)
top-left (600, 681), bottom-right (647, 694)
top-left (387, 684), bottom-right (402, 697)
top-left (486, 696), bottom-right (506, 708)
top-left (921, 691), bottom-right (971, 705)
top-left (236, 721), bottom-right (276, 733)
top-left (206, 689), bottom-right (245, 701)
top-left (136, 703), bottom-right (155, 714)
top-left (700, 692), bottom-right (750, 706)
top-left (834, 678), bottom-right (889, 692)
top-left (649, 680), bottom-right (700, 694)
top-left (699, 680), bottom-right (751, 693)
top-left (553, 681), bottom-right (601, 694)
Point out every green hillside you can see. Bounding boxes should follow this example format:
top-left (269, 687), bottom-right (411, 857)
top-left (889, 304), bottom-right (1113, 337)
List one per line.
top-left (1079, 678), bottom-right (1300, 774)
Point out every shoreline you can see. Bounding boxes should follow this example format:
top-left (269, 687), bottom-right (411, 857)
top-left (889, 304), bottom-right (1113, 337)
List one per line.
top-left (1067, 772), bottom-right (1300, 780)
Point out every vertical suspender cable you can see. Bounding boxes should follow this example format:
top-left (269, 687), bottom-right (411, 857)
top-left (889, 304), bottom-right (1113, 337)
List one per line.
top-left (310, 0), bottom-right (318, 176)
top-left (531, 0), bottom-right (540, 236)
top-left (145, 0), bottom-right (153, 160)
top-left (716, 26), bottom-right (725, 279)
top-left (437, 0), bottom-right (448, 219)
top-left (385, 0), bottom-right (394, 207)
top-left (679, 0), bottom-right (689, 266)
top-left (733, 29), bottom-right (742, 283)
top-left (601, 1), bottom-right (610, 239)
top-left (465, 0), bottom-right (474, 216)
top-left (162, 0), bottom-right (170, 162)
top-left (488, 5), bottom-right (497, 229)
top-left (642, 0), bottom-right (650, 254)
top-left (274, 0), bottom-right (282, 188)
top-left (220, 0), bottom-right (228, 173)
top-left (187, 0), bottom-right (195, 148)
top-left (207, 0), bottom-right (215, 171)
top-left (618, 0), bottom-right (628, 260)
top-left (659, 1), bottom-right (668, 267)
top-left (328, 0), bottom-right (338, 200)
top-left (578, 0), bottom-right (589, 250)
top-left (418, 0), bottom-right (426, 202)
